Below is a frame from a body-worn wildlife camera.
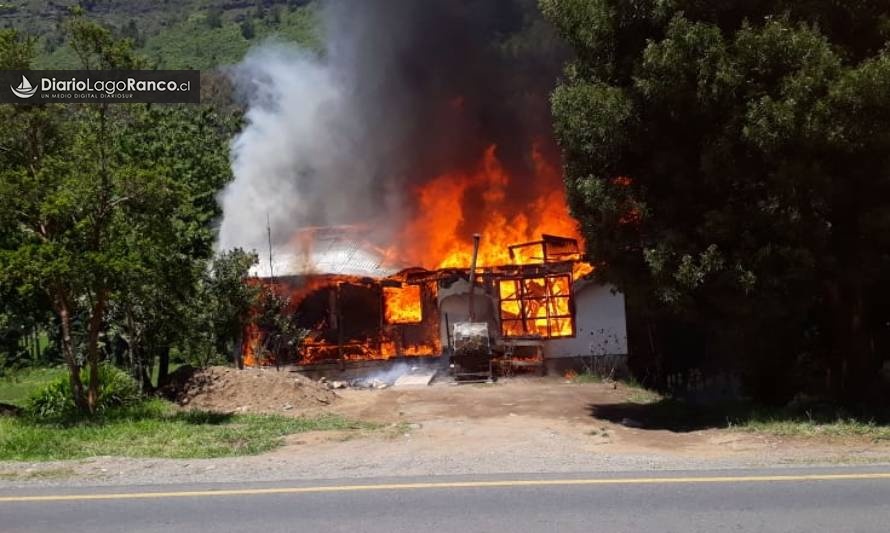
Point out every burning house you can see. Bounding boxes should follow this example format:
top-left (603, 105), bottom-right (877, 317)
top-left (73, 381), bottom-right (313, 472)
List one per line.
top-left (241, 227), bottom-right (628, 377)
top-left (220, 0), bottom-right (628, 377)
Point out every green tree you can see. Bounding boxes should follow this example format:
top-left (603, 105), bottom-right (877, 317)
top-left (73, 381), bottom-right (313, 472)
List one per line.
top-left (0, 28), bottom-right (34, 69)
top-left (542, 0), bottom-right (890, 403)
top-left (106, 102), bottom-right (238, 388)
top-left (178, 249), bottom-right (260, 370)
top-left (253, 286), bottom-right (308, 369)
top-left (240, 18), bottom-right (255, 40)
top-left (0, 17), bottom-right (238, 411)
top-left (205, 7), bottom-right (223, 30)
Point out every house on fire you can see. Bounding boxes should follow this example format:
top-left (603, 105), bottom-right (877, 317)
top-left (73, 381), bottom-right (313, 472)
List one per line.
top-left (243, 227), bottom-right (628, 376)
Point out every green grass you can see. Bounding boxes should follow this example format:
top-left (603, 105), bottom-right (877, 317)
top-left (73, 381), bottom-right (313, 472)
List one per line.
top-left (626, 387), bottom-right (662, 405)
top-left (595, 394), bottom-right (890, 441)
top-left (734, 412), bottom-right (890, 440)
top-left (0, 399), bottom-right (378, 461)
top-left (568, 371), bottom-right (659, 403)
top-left (0, 366), bottom-right (67, 408)
top-left (569, 371), bottom-right (605, 384)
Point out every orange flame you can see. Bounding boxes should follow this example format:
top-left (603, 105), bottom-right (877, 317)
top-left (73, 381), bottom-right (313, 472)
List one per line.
top-left (242, 143), bottom-right (597, 365)
top-left (383, 285), bottom-right (423, 323)
top-left (397, 144), bottom-right (586, 270)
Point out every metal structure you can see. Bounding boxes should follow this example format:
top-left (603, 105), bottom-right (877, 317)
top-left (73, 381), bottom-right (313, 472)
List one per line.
top-left (450, 234), bottom-right (494, 381)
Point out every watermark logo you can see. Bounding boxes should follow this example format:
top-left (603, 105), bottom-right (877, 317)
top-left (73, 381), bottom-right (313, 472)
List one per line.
top-left (0, 70), bottom-right (200, 104)
top-left (10, 75), bottom-right (37, 99)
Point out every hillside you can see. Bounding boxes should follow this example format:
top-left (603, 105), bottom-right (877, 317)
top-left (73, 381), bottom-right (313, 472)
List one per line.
top-left (0, 0), bottom-right (319, 69)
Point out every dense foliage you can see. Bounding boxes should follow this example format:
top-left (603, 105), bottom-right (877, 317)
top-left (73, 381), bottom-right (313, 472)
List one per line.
top-left (3, 0), bottom-right (319, 69)
top-left (543, 0), bottom-right (890, 403)
top-left (28, 364), bottom-right (140, 420)
top-left (0, 17), bottom-right (260, 413)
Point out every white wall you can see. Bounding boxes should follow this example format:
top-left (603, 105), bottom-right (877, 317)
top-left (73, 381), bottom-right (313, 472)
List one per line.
top-left (542, 282), bottom-right (628, 358)
top-left (438, 292), bottom-right (498, 347)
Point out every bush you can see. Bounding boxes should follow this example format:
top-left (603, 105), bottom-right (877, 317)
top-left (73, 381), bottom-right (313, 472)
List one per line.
top-left (28, 364), bottom-right (141, 420)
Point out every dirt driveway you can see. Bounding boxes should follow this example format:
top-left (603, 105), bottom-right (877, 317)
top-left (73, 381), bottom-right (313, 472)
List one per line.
top-left (320, 378), bottom-right (890, 468)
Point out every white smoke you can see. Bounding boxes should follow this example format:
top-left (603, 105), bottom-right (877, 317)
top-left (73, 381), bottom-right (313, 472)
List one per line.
top-left (215, 0), bottom-right (563, 275)
top-left (217, 44), bottom-right (339, 252)
top-left (216, 18), bottom-right (406, 266)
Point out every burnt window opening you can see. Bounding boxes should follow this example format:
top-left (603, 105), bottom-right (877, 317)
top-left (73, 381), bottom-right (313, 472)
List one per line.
top-left (383, 284), bottom-right (422, 324)
top-left (498, 274), bottom-right (574, 338)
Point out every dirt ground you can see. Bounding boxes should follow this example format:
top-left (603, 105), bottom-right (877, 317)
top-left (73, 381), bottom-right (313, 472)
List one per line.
top-left (322, 377), bottom-right (890, 464)
top-left (4, 376), bottom-right (890, 487)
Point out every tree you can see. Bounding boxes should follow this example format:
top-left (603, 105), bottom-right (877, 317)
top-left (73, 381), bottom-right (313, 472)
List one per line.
top-left (240, 18), bottom-right (255, 40)
top-left (177, 249), bottom-right (260, 370)
top-left (253, 286), bottom-right (308, 369)
top-left (0, 16), bottom-right (238, 412)
top-left (0, 28), bottom-right (34, 69)
top-left (542, 0), bottom-right (890, 403)
top-left (106, 102), bottom-right (238, 389)
top-left (205, 7), bottom-right (223, 30)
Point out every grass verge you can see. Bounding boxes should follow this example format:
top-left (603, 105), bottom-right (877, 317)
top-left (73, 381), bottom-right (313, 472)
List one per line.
top-left (0, 399), bottom-right (378, 461)
top-left (733, 411), bottom-right (890, 440)
top-left (0, 367), bottom-right (67, 408)
top-left (592, 394), bottom-right (890, 441)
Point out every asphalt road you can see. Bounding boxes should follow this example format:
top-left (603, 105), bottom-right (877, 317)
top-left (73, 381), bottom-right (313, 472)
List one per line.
top-left (3, 467), bottom-right (890, 532)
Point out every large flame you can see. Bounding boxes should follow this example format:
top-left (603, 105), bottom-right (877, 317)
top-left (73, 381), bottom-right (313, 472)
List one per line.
top-left (243, 143), bottom-right (594, 366)
top-left (396, 144), bottom-right (585, 269)
top-left (383, 284), bottom-right (422, 323)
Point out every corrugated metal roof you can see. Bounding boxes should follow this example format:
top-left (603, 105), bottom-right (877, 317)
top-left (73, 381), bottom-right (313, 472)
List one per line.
top-left (250, 226), bottom-right (401, 278)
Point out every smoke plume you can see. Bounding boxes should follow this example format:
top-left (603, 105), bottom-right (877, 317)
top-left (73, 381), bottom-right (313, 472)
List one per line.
top-left (216, 0), bottom-right (565, 269)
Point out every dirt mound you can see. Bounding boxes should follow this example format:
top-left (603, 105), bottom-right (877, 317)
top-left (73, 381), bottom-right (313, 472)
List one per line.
top-left (163, 366), bottom-right (337, 414)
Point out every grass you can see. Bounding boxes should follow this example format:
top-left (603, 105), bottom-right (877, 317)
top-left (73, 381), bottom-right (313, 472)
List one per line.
top-left (0, 399), bottom-right (378, 461)
top-left (626, 387), bottom-right (662, 405)
top-left (567, 370), bottom-right (661, 404)
top-left (591, 392), bottom-right (890, 441)
top-left (0, 361), bottom-right (181, 408)
top-left (568, 370), bottom-right (606, 384)
top-left (0, 366), bottom-right (67, 408)
top-left (733, 411), bottom-right (890, 441)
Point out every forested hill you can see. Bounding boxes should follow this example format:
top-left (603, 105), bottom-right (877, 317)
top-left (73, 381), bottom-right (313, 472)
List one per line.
top-left (0, 0), bottom-right (319, 69)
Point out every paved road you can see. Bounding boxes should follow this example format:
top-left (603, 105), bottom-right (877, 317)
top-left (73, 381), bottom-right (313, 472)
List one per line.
top-left (3, 467), bottom-right (890, 532)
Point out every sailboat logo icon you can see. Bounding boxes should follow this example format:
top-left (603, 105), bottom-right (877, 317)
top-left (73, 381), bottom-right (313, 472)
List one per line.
top-left (11, 75), bottom-right (37, 99)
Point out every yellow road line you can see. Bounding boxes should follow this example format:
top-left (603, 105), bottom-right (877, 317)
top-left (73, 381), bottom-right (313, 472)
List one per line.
top-left (2, 472), bottom-right (890, 503)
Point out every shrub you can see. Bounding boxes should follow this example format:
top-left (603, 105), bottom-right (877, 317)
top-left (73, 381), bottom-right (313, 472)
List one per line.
top-left (28, 364), bottom-right (141, 420)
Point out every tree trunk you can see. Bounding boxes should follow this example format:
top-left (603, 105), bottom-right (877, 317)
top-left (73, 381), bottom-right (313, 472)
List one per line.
top-left (157, 345), bottom-right (170, 387)
top-left (85, 289), bottom-right (108, 414)
top-left (52, 290), bottom-right (88, 412)
top-left (235, 333), bottom-right (244, 370)
top-left (140, 366), bottom-right (153, 392)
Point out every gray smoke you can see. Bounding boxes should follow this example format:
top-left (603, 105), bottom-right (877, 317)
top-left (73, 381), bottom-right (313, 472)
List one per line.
top-left (216, 40), bottom-right (403, 256)
top-left (216, 0), bottom-right (565, 269)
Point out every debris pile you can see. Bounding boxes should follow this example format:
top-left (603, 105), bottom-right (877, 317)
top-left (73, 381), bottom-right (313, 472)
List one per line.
top-left (318, 376), bottom-right (389, 390)
top-left (162, 366), bottom-right (337, 414)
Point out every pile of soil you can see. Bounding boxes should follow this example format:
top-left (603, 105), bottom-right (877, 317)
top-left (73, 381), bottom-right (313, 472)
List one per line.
top-left (160, 366), bottom-right (337, 414)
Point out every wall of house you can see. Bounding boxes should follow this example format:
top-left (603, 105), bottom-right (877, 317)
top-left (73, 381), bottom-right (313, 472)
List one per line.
top-left (542, 282), bottom-right (628, 359)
